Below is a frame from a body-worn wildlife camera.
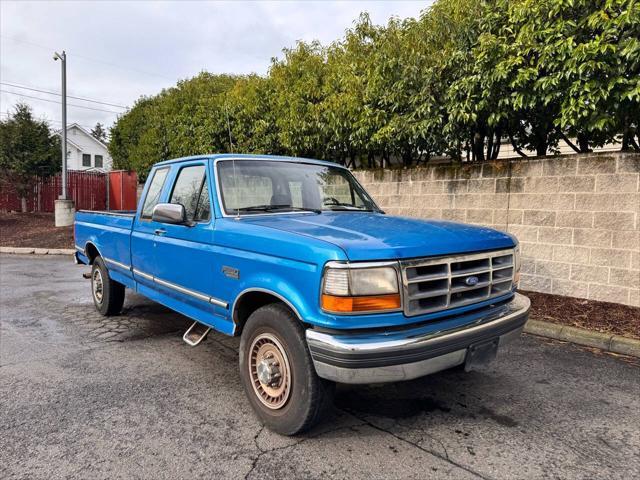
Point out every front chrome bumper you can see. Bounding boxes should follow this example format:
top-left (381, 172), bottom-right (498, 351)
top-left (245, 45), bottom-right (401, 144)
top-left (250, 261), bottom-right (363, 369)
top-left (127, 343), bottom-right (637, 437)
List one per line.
top-left (306, 292), bottom-right (530, 384)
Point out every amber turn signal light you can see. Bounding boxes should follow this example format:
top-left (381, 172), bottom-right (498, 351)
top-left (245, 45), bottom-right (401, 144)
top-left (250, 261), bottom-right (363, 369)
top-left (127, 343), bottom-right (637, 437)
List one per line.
top-left (321, 293), bottom-right (401, 313)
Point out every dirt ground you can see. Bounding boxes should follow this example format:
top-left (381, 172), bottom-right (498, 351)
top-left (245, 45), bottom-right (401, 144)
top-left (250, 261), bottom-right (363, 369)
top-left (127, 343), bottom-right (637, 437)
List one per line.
top-left (524, 290), bottom-right (640, 339)
top-left (0, 212), bottom-right (74, 249)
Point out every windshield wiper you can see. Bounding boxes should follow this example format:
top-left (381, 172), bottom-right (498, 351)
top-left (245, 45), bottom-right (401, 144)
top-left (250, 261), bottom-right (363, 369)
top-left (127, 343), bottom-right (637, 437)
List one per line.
top-left (237, 204), bottom-right (321, 214)
top-left (326, 206), bottom-right (375, 212)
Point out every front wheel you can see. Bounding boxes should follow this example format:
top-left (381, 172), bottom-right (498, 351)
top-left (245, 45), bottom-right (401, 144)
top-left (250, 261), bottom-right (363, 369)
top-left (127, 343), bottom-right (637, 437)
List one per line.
top-left (91, 257), bottom-right (125, 316)
top-left (239, 303), bottom-right (335, 435)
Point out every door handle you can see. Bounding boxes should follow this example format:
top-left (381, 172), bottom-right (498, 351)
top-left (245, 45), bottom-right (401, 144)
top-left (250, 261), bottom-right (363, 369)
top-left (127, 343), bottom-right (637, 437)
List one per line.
top-left (154, 228), bottom-right (166, 236)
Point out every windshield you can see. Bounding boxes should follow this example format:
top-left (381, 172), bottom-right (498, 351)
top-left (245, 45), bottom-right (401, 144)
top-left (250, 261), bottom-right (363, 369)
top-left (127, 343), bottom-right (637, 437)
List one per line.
top-left (217, 160), bottom-right (380, 215)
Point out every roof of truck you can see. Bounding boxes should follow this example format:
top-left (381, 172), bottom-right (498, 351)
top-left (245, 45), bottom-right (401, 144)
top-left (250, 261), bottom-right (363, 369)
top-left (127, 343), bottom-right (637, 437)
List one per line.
top-left (154, 153), bottom-right (343, 169)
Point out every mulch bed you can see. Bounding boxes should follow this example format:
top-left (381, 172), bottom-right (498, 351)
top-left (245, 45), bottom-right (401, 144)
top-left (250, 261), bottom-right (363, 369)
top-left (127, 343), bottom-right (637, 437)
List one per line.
top-left (0, 212), bottom-right (74, 249)
top-left (523, 290), bottom-right (640, 340)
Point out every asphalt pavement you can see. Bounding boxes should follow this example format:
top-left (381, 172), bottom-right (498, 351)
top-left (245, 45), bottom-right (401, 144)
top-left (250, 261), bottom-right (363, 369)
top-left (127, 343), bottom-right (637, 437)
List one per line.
top-left (1, 254), bottom-right (638, 479)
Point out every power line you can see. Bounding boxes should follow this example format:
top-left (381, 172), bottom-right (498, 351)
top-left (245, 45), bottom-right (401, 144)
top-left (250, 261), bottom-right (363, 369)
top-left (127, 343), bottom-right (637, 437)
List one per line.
top-left (1, 89), bottom-right (122, 114)
top-left (0, 81), bottom-right (127, 109)
top-left (0, 112), bottom-right (96, 129)
top-left (1, 34), bottom-right (175, 81)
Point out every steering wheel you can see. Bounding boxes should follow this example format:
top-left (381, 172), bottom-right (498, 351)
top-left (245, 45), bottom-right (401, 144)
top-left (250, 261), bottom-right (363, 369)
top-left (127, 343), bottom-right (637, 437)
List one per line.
top-left (322, 197), bottom-right (341, 206)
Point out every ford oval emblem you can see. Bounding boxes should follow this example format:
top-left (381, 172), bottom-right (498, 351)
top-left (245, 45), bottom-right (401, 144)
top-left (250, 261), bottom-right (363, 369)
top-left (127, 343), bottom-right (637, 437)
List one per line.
top-left (465, 276), bottom-right (479, 286)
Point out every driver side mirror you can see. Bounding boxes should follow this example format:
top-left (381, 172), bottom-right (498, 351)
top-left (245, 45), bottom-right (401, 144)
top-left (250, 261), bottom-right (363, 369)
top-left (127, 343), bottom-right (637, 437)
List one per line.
top-left (152, 203), bottom-right (188, 225)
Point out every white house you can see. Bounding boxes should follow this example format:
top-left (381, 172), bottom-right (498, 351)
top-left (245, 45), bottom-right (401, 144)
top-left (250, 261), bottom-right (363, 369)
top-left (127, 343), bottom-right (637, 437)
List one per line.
top-left (58, 123), bottom-right (113, 171)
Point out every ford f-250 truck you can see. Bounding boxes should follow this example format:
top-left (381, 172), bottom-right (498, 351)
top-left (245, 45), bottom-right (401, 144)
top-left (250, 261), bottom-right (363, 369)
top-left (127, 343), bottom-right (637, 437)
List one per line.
top-left (74, 154), bottom-right (530, 435)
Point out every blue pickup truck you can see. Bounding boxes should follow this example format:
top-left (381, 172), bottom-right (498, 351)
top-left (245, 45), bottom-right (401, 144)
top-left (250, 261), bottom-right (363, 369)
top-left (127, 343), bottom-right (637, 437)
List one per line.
top-left (74, 154), bottom-right (530, 435)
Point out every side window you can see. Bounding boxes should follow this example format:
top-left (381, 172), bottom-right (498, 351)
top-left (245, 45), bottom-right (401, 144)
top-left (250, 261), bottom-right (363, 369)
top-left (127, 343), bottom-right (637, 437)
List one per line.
top-left (82, 154), bottom-right (91, 167)
top-left (141, 168), bottom-right (169, 219)
top-left (169, 165), bottom-right (211, 222)
top-left (195, 177), bottom-right (211, 221)
top-left (94, 155), bottom-right (103, 168)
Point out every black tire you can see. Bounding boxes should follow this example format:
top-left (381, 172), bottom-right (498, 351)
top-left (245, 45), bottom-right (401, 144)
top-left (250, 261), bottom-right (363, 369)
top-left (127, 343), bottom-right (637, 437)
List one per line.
top-left (91, 256), bottom-right (125, 316)
top-left (239, 303), bottom-right (335, 436)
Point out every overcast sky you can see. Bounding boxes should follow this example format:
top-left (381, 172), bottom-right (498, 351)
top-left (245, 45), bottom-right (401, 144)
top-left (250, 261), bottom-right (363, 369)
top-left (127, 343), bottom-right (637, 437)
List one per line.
top-left (1, 1), bottom-right (429, 133)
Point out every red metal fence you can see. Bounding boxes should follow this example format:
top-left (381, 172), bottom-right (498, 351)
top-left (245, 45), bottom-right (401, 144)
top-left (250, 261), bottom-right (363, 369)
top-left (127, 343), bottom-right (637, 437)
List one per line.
top-left (0, 171), bottom-right (108, 212)
top-left (108, 170), bottom-right (138, 210)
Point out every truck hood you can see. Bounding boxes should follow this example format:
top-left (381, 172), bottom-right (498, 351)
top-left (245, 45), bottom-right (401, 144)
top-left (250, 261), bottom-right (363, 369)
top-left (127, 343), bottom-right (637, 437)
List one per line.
top-left (244, 212), bottom-right (515, 261)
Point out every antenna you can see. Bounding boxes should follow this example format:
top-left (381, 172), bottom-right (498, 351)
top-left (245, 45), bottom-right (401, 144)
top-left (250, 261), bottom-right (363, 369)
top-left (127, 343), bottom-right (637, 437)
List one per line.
top-left (225, 102), bottom-right (234, 153)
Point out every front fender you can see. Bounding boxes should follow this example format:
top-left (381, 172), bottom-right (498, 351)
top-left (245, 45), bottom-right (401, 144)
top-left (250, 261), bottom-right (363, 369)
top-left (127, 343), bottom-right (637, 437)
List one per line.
top-left (231, 271), bottom-right (314, 328)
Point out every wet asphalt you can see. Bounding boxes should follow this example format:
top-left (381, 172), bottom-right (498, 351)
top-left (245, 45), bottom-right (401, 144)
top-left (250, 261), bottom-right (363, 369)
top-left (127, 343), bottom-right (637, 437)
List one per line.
top-left (1, 254), bottom-right (639, 479)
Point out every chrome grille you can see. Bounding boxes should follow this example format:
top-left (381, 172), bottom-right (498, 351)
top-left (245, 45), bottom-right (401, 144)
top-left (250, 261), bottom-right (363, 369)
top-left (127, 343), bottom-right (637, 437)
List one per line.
top-left (401, 249), bottom-right (515, 317)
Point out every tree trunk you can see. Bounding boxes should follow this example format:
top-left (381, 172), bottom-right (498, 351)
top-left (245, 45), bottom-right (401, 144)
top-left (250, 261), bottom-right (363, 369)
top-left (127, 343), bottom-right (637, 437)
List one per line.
top-left (488, 128), bottom-right (502, 160)
top-left (558, 130), bottom-right (581, 154)
top-left (402, 149), bottom-right (412, 168)
top-left (21, 196), bottom-right (27, 213)
top-left (473, 132), bottom-right (485, 162)
top-left (577, 133), bottom-right (590, 153)
top-left (508, 131), bottom-right (528, 158)
top-left (532, 126), bottom-right (548, 156)
top-left (621, 116), bottom-right (630, 151)
top-left (622, 131), bottom-right (630, 151)
top-left (486, 131), bottom-right (494, 162)
top-left (491, 134), bottom-right (502, 160)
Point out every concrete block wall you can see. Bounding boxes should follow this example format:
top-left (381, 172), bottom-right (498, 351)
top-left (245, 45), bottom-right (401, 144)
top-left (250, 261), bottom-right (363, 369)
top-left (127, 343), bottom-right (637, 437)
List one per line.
top-left (353, 153), bottom-right (640, 306)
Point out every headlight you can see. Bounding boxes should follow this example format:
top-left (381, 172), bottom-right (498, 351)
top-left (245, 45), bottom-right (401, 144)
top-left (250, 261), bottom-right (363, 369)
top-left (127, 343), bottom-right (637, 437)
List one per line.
top-left (321, 263), bottom-right (401, 313)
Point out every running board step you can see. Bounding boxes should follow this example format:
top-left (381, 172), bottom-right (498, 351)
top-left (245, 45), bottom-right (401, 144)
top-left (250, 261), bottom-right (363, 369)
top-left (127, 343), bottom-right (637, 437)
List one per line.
top-left (183, 321), bottom-right (211, 347)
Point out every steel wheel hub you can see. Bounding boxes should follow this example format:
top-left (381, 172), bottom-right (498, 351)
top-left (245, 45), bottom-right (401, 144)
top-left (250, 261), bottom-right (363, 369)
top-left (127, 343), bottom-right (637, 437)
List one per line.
top-left (249, 333), bottom-right (291, 410)
top-left (92, 269), bottom-right (104, 304)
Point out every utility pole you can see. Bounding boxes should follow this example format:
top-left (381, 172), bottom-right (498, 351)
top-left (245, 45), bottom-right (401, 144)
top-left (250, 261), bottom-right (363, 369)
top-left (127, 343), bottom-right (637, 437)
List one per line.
top-left (53, 51), bottom-right (74, 226)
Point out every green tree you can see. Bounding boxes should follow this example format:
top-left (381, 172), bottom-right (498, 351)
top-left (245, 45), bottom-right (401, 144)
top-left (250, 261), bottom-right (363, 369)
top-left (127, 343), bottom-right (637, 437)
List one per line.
top-left (450, 0), bottom-right (640, 158)
top-left (109, 73), bottom-right (239, 178)
top-left (444, 0), bottom-right (562, 159)
top-left (227, 75), bottom-right (280, 154)
top-left (268, 41), bottom-right (330, 159)
top-left (322, 14), bottom-right (387, 167)
top-left (91, 122), bottom-right (107, 143)
top-left (107, 0), bottom-right (640, 172)
top-left (414, 0), bottom-right (486, 161)
top-left (0, 103), bottom-right (61, 211)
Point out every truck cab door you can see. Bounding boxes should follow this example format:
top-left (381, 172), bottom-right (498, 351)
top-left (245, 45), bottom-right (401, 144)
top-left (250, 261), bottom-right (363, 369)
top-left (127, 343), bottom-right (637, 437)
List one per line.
top-left (150, 161), bottom-right (226, 325)
top-left (131, 166), bottom-right (171, 288)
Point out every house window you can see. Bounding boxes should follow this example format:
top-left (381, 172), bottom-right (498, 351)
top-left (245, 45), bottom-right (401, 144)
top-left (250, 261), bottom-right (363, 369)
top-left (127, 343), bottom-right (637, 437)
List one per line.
top-left (82, 154), bottom-right (91, 167)
top-left (95, 155), bottom-right (103, 168)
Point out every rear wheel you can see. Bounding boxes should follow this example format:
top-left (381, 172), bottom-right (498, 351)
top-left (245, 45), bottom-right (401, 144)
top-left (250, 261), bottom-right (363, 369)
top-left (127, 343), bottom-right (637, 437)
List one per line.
top-left (91, 257), bottom-right (125, 316)
top-left (239, 303), bottom-right (335, 435)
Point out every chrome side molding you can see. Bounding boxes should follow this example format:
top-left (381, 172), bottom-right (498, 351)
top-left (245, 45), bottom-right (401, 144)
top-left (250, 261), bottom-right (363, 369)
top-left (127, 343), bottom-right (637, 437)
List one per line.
top-left (103, 257), bottom-right (132, 272)
top-left (132, 267), bottom-right (228, 308)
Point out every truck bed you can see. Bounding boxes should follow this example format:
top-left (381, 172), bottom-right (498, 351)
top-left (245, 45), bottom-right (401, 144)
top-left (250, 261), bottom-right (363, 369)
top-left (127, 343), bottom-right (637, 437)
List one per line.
top-left (77, 209), bottom-right (136, 217)
top-left (74, 210), bottom-right (135, 285)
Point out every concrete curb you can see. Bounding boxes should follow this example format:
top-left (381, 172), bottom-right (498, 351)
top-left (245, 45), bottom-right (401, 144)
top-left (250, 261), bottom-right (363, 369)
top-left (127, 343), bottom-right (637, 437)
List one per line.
top-left (525, 319), bottom-right (640, 358)
top-left (0, 247), bottom-right (75, 255)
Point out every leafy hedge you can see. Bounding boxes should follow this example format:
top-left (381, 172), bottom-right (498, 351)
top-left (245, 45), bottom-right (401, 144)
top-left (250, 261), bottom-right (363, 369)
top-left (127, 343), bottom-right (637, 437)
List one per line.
top-left (110, 0), bottom-right (640, 177)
